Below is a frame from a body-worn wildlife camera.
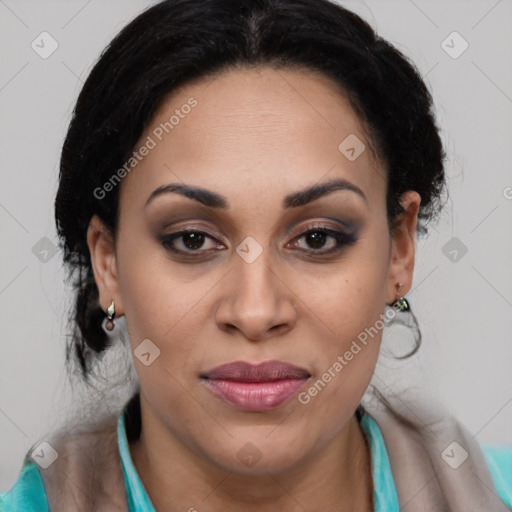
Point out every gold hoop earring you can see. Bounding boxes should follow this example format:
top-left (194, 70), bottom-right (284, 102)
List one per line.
top-left (105, 300), bottom-right (116, 331)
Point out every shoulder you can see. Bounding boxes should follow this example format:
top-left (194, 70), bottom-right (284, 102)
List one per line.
top-left (0, 459), bottom-right (49, 512)
top-left (39, 421), bottom-right (127, 511)
top-left (1, 418), bottom-right (124, 512)
top-left (482, 443), bottom-right (512, 510)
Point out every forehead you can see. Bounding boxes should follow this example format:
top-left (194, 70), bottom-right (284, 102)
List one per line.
top-left (119, 65), bottom-right (385, 212)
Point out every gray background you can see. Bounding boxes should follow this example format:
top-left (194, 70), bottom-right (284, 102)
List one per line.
top-left (1, 0), bottom-right (511, 490)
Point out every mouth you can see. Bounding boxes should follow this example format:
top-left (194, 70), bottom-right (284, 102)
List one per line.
top-left (199, 360), bottom-right (311, 411)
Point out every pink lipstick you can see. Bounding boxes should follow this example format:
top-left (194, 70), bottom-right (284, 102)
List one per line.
top-left (200, 360), bottom-right (311, 411)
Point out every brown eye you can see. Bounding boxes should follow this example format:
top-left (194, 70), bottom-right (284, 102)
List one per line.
top-left (304, 230), bottom-right (329, 249)
top-left (181, 232), bottom-right (206, 250)
top-left (290, 226), bottom-right (357, 254)
top-left (160, 230), bottom-right (223, 254)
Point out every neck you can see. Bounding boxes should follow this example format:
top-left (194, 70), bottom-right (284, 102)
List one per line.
top-left (129, 399), bottom-right (373, 512)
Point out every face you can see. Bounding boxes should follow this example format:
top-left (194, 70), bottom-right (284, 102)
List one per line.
top-left (88, 65), bottom-right (420, 474)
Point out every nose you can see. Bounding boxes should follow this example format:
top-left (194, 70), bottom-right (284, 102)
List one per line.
top-left (214, 249), bottom-right (297, 341)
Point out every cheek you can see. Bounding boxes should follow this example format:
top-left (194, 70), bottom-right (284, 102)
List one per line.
top-left (116, 245), bottom-right (214, 393)
top-left (296, 298), bottom-right (384, 445)
top-left (291, 232), bottom-right (389, 410)
top-left (293, 231), bottom-right (389, 346)
top-left (117, 231), bottom-right (209, 336)
top-left (118, 257), bottom-right (209, 417)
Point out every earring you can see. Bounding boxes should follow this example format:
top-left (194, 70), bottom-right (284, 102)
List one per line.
top-left (392, 282), bottom-right (410, 312)
top-left (105, 300), bottom-right (116, 331)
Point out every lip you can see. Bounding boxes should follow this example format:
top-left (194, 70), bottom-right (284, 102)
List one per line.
top-left (200, 360), bottom-right (311, 411)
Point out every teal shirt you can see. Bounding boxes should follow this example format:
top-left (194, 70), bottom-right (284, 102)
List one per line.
top-left (1, 410), bottom-right (511, 511)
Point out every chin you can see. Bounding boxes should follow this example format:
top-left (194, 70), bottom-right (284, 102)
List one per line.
top-left (202, 433), bottom-right (312, 475)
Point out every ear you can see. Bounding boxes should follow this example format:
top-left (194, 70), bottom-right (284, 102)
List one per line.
top-left (86, 214), bottom-right (124, 316)
top-left (386, 191), bottom-right (421, 305)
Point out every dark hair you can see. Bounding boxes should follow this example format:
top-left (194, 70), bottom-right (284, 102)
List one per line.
top-left (55, 0), bottom-right (447, 379)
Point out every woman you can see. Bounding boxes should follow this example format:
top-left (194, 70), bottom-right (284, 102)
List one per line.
top-left (1, 0), bottom-right (510, 510)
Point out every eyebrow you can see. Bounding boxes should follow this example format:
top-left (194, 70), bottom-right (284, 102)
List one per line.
top-left (144, 178), bottom-right (367, 209)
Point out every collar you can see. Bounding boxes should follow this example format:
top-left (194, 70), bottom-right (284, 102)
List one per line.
top-left (117, 406), bottom-right (399, 512)
top-left (118, 410), bottom-right (155, 512)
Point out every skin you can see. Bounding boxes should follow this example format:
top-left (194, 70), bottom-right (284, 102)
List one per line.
top-left (87, 65), bottom-right (420, 511)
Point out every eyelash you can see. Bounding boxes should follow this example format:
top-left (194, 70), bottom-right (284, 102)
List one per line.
top-left (160, 223), bottom-right (357, 258)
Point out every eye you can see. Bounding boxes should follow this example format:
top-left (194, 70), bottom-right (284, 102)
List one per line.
top-left (288, 224), bottom-right (357, 254)
top-left (160, 229), bottom-right (224, 255)
top-left (160, 223), bottom-right (358, 258)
